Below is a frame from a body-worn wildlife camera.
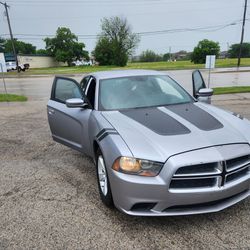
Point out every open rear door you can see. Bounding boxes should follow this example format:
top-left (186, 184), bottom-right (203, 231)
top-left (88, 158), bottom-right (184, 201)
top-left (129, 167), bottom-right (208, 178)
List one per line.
top-left (192, 70), bottom-right (206, 98)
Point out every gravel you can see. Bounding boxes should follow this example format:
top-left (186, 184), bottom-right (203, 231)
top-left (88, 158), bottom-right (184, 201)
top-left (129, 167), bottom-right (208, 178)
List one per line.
top-left (0, 96), bottom-right (249, 250)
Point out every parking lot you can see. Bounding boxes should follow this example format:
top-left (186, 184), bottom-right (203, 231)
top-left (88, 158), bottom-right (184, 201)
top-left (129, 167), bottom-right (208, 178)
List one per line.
top-left (0, 76), bottom-right (250, 249)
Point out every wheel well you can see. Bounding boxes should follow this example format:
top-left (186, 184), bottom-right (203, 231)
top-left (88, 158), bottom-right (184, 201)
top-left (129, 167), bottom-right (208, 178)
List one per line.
top-left (93, 140), bottom-right (99, 160)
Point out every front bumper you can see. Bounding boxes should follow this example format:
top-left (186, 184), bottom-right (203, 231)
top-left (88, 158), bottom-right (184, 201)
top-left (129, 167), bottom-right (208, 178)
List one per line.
top-left (108, 144), bottom-right (250, 216)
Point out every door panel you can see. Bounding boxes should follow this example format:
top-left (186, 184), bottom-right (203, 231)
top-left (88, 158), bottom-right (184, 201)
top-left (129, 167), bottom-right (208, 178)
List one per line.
top-left (47, 77), bottom-right (92, 154)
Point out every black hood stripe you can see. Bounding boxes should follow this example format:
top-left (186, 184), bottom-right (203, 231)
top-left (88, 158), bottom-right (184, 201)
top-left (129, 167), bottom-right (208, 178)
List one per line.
top-left (98, 131), bottom-right (118, 141)
top-left (120, 108), bottom-right (191, 136)
top-left (166, 103), bottom-right (223, 131)
top-left (96, 128), bottom-right (116, 139)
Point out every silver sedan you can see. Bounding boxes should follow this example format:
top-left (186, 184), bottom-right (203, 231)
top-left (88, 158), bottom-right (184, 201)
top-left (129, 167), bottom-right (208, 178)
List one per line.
top-left (47, 70), bottom-right (250, 216)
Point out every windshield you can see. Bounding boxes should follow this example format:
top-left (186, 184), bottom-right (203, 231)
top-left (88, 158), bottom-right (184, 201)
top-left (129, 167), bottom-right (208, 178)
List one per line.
top-left (99, 75), bottom-right (193, 110)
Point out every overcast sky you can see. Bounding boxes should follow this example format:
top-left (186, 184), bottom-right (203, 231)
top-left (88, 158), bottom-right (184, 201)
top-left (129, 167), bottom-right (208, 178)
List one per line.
top-left (0, 0), bottom-right (249, 55)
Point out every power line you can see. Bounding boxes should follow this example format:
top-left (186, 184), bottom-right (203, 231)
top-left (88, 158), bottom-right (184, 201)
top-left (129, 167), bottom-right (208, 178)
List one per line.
top-left (8, 5), bottom-right (243, 22)
top-left (6, 0), bottom-right (221, 3)
top-left (137, 22), bottom-right (240, 36)
top-left (0, 20), bottom-right (244, 40)
top-left (6, 0), bottom-right (237, 6)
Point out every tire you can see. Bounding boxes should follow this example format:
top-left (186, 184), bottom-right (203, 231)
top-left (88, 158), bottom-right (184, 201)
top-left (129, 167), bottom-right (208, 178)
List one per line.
top-left (96, 149), bottom-right (113, 208)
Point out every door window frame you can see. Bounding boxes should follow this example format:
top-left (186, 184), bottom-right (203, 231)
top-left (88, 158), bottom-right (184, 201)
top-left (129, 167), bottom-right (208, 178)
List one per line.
top-left (80, 75), bottom-right (91, 93)
top-left (51, 76), bottom-right (83, 104)
top-left (84, 76), bottom-right (98, 110)
top-left (85, 77), bottom-right (94, 95)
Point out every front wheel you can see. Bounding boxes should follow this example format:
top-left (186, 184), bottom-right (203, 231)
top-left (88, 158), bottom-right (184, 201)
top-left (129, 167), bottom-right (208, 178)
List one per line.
top-left (96, 149), bottom-right (113, 208)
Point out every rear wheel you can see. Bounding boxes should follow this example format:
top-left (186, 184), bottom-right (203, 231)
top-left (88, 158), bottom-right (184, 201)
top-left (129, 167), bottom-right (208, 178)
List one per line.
top-left (96, 149), bottom-right (113, 207)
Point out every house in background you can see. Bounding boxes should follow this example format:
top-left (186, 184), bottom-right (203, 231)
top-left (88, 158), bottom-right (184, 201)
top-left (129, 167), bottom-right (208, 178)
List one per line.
top-left (219, 51), bottom-right (229, 59)
top-left (172, 50), bottom-right (191, 61)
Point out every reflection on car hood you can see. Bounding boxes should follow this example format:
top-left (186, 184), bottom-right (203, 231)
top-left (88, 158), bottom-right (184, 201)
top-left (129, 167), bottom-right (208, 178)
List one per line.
top-left (101, 102), bottom-right (250, 163)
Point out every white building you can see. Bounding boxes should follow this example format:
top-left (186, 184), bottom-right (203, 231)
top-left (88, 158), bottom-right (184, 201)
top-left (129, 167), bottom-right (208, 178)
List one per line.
top-left (18, 54), bottom-right (67, 68)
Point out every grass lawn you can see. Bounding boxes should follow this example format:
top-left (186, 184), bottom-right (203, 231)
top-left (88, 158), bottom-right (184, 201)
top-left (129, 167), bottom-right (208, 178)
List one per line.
top-left (213, 86), bottom-right (250, 95)
top-left (6, 58), bottom-right (250, 76)
top-left (0, 94), bottom-right (28, 102)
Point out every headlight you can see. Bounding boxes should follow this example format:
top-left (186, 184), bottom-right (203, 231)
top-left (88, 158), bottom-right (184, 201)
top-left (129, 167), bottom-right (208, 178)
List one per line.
top-left (112, 157), bottom-right (163, 177)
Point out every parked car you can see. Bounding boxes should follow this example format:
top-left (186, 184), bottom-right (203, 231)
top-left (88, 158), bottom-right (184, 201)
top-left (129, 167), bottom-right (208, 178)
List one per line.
top-left (47, 70), bottom-right (250, 216)
top-left (72, 60), bottom-right (92, 66)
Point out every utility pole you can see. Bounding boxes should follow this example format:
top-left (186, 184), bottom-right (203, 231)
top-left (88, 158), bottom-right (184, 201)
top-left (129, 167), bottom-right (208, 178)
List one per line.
top-left (237, 0), bottom-right (248, 67)
top-left (169, 46), bottom-right (172, 62)
top-left (0, 1), bottom-right (19, 70)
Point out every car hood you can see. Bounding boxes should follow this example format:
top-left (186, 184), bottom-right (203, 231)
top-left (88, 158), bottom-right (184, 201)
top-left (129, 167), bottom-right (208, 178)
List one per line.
top-left (101, 102), bottom-right (250, 162)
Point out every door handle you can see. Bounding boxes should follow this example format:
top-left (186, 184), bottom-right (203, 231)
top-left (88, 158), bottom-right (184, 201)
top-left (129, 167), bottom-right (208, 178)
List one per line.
top-left (48, 109), bottom-right (55, 115)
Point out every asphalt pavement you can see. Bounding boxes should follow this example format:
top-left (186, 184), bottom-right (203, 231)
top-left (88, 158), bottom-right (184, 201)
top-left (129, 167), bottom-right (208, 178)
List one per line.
top-left (0, 71), bottom-right (250, 249)
top-left (1, 67), bottom-right (250, 99)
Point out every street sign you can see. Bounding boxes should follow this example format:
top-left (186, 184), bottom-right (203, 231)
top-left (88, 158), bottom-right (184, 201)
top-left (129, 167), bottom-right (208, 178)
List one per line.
top-left (0, 53), bottom-right (7, 73)
top-left (205, 55), bottom-right (216, 88)
top-left (205, 55), bottom-right (216, 69)
top-left (0, 53), bottom-right (7, 94)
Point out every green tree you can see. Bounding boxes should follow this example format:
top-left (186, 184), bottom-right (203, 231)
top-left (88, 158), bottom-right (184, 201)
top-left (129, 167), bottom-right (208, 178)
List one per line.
top-left (4, 39), bottom-right (36, 54)
top-left (36, 49), bottom-right (48, 55)
top-left (44, 27), bottom-right (89, 66)
top-left (93, 37), bottom-right (114, 65)
top-left (191, 39), bottom-right (220, 64)
top-left (139, 50), bottom-right (162, 62)
top-left (228, 43), bottom-right (250, 58)
top-left (163, 53), bottom-right (170, 61)
top-left (93, 17), bottom-right (139, 66)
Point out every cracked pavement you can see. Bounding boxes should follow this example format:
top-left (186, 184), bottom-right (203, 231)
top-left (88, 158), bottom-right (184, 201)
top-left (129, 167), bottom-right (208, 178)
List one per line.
top-left (0, 93), bottom-right (250, 249)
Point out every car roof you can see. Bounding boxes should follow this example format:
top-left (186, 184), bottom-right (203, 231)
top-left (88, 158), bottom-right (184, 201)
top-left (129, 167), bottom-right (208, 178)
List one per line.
top-left (90, 69), bottom-right (167, 80)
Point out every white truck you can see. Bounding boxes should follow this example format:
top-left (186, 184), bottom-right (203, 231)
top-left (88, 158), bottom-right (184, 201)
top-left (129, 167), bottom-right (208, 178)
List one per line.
top-left (6, 61), bottom-right (29, 72)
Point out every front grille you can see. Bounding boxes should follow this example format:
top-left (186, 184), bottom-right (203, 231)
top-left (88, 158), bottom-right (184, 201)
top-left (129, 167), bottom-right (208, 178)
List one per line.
top-left (170, 155), bottom-right (250, 191)
top-left (226, 167), bottom-right (249, 183)
top-left (226, 155), bottom-right (250, 172)
top-left (175, 162), bottom-right (220, 176)
top-left (170, 177), bottom-right (217, 189)
top-left (164, 189), bottom-right (248, 212)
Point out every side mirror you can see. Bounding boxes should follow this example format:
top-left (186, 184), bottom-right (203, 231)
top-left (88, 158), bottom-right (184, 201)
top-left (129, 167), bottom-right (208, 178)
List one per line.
top-left (66, 98), bottom-right (87, 108)
top-left (197, 88), bottom-right (213, 104)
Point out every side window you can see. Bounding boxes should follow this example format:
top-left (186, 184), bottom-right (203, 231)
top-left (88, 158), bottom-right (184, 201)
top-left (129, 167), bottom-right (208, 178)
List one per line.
top-left (80, 76), bottom-right (90, 92)
top-left (54, 78), bottom-right (82, 103)
top-left (86, 78), bottom-right (96, 108)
